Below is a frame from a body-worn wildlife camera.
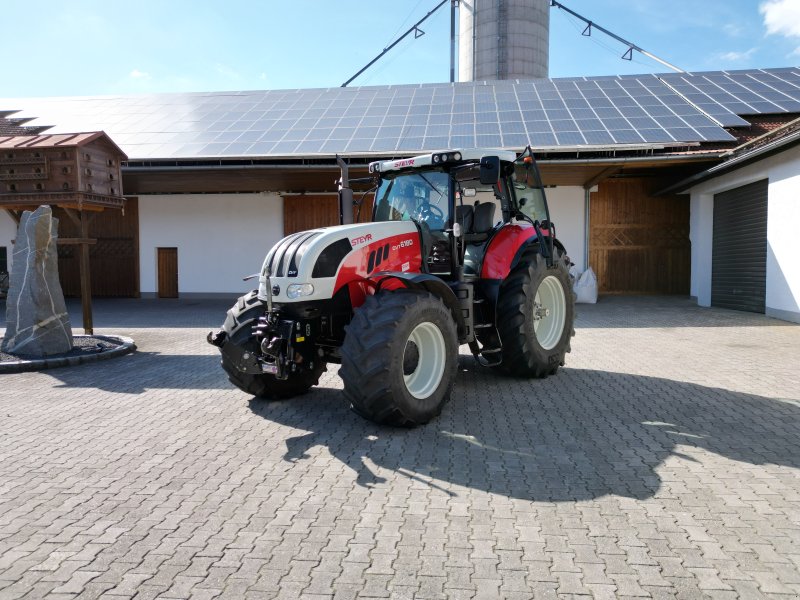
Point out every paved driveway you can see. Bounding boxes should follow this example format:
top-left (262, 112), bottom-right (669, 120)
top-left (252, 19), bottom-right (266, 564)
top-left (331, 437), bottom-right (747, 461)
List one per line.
top-left (1, 296), bottom-right (799, 599)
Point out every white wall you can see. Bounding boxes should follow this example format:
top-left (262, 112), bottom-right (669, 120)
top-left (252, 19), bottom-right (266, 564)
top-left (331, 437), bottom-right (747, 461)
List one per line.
top-left (548, 186), bottom-right (586, 272)
top-left (135, 187), bottom-right (585, 296)
top-left (688, 144), bottom-right (800, 323)
top-left (138, 193), bottom-right (283, 296)
top-left (0, 211), bottom-right (16, 272)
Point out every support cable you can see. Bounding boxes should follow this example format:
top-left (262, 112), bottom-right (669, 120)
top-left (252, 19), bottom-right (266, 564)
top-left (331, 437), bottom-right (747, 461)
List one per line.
top-left (341, 0), bottom-right (449, 87)
top-left (550, 0), bottom-right (686, 73)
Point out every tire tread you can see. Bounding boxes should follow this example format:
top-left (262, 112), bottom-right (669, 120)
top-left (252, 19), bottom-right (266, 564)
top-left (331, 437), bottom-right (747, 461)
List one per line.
top-left (340, 290), bottom-right (457, 427)
top-left (496, 248), bottom-right (576, 377)
top-left (219, 290), bottom-right (325, 400)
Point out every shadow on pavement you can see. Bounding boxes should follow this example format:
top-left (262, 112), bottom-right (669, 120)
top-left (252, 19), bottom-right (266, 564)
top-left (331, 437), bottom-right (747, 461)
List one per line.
top-left (0, 298), bottom-right (236, 331)
top-left (249, 359), bottom-right (800, 502)
top-left (46, 352), bottom-right (229, 393)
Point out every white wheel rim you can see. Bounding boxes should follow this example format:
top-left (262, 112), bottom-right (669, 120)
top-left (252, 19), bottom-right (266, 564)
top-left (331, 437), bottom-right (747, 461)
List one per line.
top-left (533, 275), bottom-right (567, 351)
top-left (403, 322), bottom-right (446, 399)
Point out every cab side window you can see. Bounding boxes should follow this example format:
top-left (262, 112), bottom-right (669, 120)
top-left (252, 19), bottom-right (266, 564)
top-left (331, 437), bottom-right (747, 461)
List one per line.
top-left (513, 164), bottom-right (547, 223)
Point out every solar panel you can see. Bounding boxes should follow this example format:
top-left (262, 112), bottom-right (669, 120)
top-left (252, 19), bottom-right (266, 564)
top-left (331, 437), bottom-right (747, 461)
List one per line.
top-left (657, 69), bottom-right (800, 125)
top-left (582, 130), bottom-right (615, 145)
top-left (6, 67), bottom-right (799, 159)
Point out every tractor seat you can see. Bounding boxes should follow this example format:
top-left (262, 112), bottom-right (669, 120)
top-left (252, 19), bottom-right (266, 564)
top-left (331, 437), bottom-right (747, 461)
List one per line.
top-left (455, 204), bottom-right (474, 234)
top-left (462, 202), bottom-right (497, 276)
top-left (463, 202), bottom-right (495, 243)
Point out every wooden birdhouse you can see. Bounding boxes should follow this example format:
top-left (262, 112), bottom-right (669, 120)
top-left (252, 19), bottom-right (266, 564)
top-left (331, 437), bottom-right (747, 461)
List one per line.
top-left (0, 132), bottom-right (127, 210)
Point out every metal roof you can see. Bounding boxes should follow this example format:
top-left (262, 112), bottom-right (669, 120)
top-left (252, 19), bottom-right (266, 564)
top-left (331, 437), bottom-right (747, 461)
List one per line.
top-left (1, 67), bottom-right (798, 161)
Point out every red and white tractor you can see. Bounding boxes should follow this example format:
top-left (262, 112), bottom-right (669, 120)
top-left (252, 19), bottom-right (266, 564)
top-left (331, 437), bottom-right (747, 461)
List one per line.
top-left (208, 148), bottom-right (575, 426)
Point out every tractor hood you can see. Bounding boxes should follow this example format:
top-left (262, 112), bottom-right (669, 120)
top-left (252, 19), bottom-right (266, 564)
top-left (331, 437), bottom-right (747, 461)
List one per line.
top-left (258, 221), bottom-right (420, 303)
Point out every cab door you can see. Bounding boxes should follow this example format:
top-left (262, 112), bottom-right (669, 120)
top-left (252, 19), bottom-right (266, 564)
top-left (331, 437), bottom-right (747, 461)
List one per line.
top-left (511, 147), bottom-right (551, 225)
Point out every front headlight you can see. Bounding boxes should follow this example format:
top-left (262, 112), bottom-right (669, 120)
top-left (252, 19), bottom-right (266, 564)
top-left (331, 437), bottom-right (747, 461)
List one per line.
top-left (286, 283), bottom-right (314, 299)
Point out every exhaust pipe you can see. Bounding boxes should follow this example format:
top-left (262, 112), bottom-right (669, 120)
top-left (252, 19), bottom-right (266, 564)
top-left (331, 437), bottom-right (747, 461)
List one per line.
top-left (337, 156), bottom-right (354, 225)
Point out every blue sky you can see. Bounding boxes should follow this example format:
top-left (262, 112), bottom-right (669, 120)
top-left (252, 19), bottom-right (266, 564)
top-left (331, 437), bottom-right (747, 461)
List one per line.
top-left (1, 0), bottom-right (799, 98)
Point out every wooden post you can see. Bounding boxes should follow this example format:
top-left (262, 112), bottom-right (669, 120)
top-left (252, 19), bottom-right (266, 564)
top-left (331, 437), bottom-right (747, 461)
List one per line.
top-left (3, 209), bottom-right (20, 224)
top-left (79, 210), bottom-right (93, 334)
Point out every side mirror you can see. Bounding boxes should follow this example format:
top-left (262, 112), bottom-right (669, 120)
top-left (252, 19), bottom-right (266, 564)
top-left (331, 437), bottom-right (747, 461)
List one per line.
top-left (479, 156), bottom-right (500, 185)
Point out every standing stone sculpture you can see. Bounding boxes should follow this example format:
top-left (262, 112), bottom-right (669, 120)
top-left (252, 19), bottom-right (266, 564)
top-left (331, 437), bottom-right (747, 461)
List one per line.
top-left (2, 205), bottom-right (73, 356)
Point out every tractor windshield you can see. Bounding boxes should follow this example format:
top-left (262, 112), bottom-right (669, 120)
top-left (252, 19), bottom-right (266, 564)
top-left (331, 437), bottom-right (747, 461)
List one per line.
top-left (373, 170), bottom-right (450, 231)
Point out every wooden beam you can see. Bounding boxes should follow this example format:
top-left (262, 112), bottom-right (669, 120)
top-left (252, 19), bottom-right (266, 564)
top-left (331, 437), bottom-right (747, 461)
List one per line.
top-left (78, 210), bottom-right (93, 334)
top-left (63, 208), bottom-right (81, 228)
top-left (3, 209), bottom-right (20, 224)
top-left (584, 166), bottom-right (622, 190)
top-left (0, 191), bottom-right (124, 210)
top-left (57, 238), bottom-right (97, 245)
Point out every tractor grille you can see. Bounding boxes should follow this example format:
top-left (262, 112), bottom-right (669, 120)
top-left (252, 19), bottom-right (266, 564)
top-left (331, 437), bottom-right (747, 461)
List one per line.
top-left (265, 231), bottom-right (322, 277)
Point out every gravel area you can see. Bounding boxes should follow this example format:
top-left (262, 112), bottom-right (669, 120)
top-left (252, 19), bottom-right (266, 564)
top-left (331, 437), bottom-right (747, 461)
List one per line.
top-left (0, 334), bottom-right (123, 362)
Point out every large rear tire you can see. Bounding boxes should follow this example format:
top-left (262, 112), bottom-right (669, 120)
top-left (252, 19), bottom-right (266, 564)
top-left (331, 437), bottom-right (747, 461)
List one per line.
top-left (220, 290), bottom-right (325, 399)
top-left (340, 289), bottom-right (458, 426)
top-left (496, 248), bottom-right (575, 377)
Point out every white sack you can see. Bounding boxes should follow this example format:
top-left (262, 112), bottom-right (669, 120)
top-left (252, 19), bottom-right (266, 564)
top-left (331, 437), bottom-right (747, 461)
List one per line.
top-left (574, 267), bottom-right (598, 304)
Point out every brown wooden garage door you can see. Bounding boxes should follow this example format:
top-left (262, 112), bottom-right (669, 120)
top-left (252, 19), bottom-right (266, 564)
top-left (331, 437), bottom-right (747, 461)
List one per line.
top-left (55, 197), bottom-right (139, 297)
top-left (589, 178), bottom-right (690, 294)
top-left (283, 194), bottom-right (373, 235)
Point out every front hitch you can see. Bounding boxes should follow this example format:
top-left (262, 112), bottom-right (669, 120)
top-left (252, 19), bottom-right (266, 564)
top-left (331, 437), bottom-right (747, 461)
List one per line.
top-left (207, 330), bottom-right (227, 347)
top-left (253, 317), bottom-right (295, 380)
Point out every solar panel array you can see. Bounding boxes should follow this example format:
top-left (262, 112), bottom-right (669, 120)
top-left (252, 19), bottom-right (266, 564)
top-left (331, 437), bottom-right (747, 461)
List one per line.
top-left (2, 68), bottom-right (798, 161)
top-left (658, 67), bottom-right (800, 127)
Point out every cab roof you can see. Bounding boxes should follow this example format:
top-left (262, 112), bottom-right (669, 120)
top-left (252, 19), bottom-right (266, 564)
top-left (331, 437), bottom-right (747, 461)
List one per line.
top-left (369, 148), bottom-right (518, 175)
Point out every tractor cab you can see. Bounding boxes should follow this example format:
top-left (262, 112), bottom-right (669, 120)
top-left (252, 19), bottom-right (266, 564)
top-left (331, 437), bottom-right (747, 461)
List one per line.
top-left (367, 148), bottom-right (553, 280)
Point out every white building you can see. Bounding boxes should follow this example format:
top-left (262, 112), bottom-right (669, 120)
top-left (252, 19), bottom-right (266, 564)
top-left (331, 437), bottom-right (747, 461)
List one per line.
top-left (683, 128), bottom-right (800, 322)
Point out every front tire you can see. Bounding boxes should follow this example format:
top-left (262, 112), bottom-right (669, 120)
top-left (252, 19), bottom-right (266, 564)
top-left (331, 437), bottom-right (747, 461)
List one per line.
top-left (496, 248), bottom-right (575, 377)
top-left (340, 289), bottom-right (458, 426)
top-left (220, 290), bottom-right (325, 399)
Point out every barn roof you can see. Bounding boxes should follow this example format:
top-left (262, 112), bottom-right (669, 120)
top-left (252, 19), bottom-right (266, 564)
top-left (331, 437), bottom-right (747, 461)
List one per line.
top-left (1, 67), bottom-right (799, 161)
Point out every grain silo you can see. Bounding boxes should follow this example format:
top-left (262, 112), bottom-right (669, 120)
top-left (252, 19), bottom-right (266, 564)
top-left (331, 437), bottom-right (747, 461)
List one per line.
top-left (459, 0), bottom-right (550, 81)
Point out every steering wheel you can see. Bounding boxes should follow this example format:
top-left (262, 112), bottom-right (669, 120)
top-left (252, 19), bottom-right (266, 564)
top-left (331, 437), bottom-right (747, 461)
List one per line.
top-left (410, 202), bottom-right (446, 230)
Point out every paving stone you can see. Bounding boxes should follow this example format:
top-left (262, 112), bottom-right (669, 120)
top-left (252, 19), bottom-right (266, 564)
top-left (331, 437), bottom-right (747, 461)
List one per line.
top-left (747, 569), bottom-right (798, 594)
top-left (0, 297), bottom-right (799, 599)
top-left (610, 573), bottom-right (652, 597)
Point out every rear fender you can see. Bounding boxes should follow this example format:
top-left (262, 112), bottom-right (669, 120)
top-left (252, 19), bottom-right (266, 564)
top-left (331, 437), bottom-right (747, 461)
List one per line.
top-left (480, 224), bottom-right (538, 280)
top-left (508, 236), bottom-right (568, 273)
top-left (371, 272), bottom-right (466, 339)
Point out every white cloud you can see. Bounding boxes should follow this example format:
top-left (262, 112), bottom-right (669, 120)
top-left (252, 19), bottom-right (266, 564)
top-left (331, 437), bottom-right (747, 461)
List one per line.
top-left (716, 48), bottom-right (758, 62)
top-left (129, 69), bottom-right (151, 79)
top-left (760, 0), bottom-right (800, 38)
top-left (214, 63), bottom-right (240, 80)
top-left (723, 23), bottom-right (743, 37)
top-left (791, 47), bottom-right (800, 57)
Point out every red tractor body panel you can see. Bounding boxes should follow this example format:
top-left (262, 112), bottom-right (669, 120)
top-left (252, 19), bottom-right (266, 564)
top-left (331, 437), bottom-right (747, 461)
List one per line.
top-left (333, 231), bottom-right (424, 308)
top-left (480, 224), bottom-right (537, 280)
